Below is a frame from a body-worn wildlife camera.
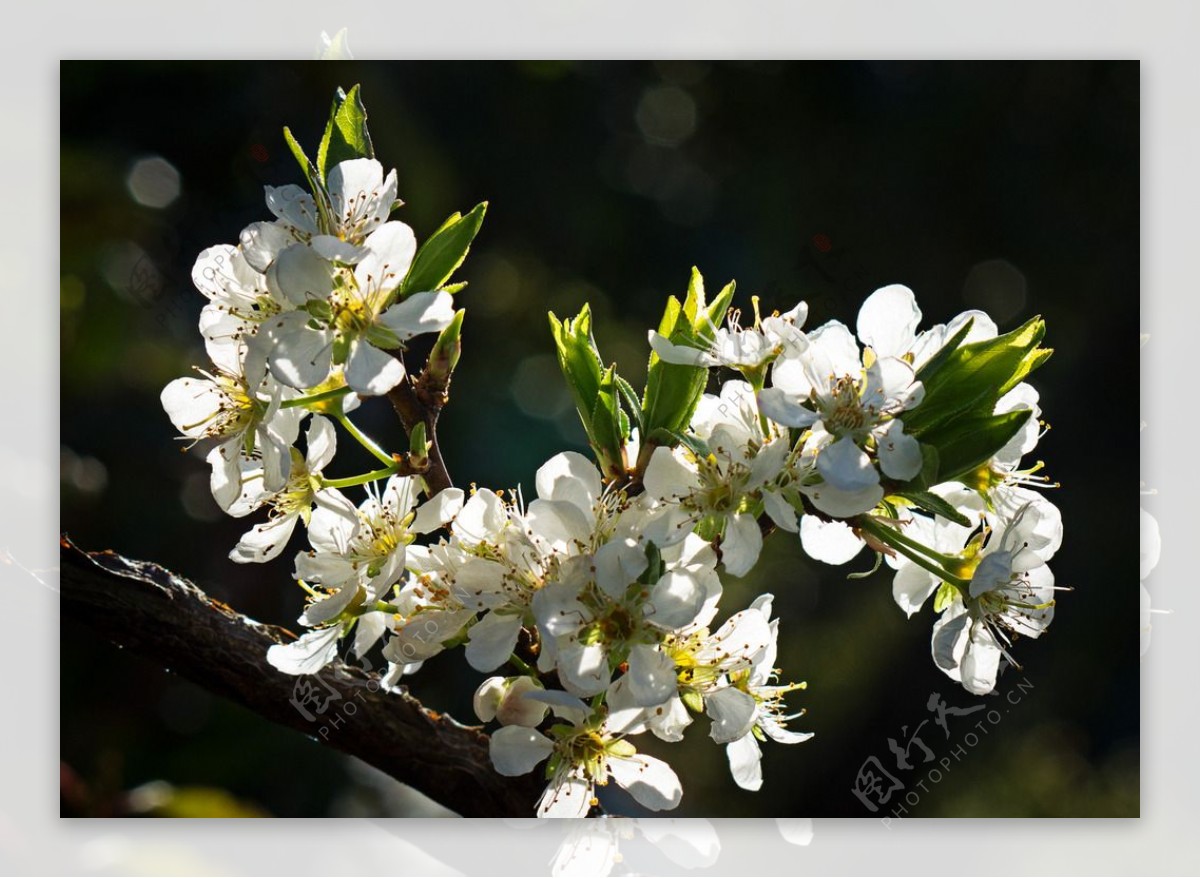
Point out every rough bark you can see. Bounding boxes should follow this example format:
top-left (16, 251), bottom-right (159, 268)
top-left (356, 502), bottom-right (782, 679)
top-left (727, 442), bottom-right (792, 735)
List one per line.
top-left (60, 536), bottom-right (542, 817)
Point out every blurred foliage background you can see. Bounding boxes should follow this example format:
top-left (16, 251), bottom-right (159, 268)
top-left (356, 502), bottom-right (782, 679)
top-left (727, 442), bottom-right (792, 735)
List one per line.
top-left (61, 61), bottom-right (1138, 818)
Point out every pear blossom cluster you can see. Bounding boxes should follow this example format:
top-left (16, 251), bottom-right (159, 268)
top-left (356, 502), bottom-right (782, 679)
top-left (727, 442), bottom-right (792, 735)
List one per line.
top-left (650, 284), bottom-right (1064, 696)
top-left (162, 94), bottom-right (1064, 817)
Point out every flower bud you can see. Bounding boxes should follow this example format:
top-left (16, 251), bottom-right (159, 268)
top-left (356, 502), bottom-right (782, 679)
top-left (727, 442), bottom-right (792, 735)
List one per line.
top-left (472, 675), bottom-right (549, 727)
top-left (472, 676), bottom-right (506, 723)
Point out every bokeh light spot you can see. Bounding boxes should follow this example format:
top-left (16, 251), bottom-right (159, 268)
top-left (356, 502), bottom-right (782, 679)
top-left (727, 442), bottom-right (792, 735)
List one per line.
top-left (126, 156), bottom-right (181, 209)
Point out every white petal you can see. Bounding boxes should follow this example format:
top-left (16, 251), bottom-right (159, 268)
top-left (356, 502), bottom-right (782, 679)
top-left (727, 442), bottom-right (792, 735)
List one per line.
top-left (161, 377), bottom-right (221, 439)
top-left (521, 689), bottom-right (592, 726)
top-left (762, 489), bottom-right (799, 533)
top-left (411, 487), bottom-right (465, 535)
top-left (465, 612), bottom-right (523, 673)
top-left (377, 290), bottom-right (455, 340)
top-left (453, 489), bottom-right (508, 544)
top-left (856, 284), bottom-right (921, 359)
top-left (537, 769), bottom-right (593, 818)
top-left (624, 645), bottom-right (678, 708)
top-left (960, 620), bottom-right (1002, 695)
top-left (875, 420), bottom-right (923, 481)
top-left (344, 339), bottom-right (406, 396)
top-left (757, 387), bottom-right (819, 429)
top-left (531, 582), bottom-right (590, 637)
top-left (893, 562), bottom-right (940, 617)
top-left (594, 538), bottom-right (649, 600)
top-left (642, 447), bottom-right (699, 502)
top-left (327, 158), bottom-right (390, 235)
top-left (294, 551), bottom-right (357, 586)
top-left (230, 514), bottom-right (299, 564)
top-left (206, 442), bottom-right (243, 511)
top-left (801, 480), bottom-right (883, 518)
top-left (352, 612), bottom-right (386, 657)
top-left (719, 513), bottom-right (763, 577)
top-left (706, 686), bottom-right (758, 744)
top-left (807, 321), bottom-right (862, 381)
top-left (535, 451), bottom-right (602, 520)
top-left (306, 489), bottom-right (360, 554)
top-left (647, 695), bottom-right (693, 743)
top-left (524, 498), bottom-right (592, 552)
top-left (931, 606), bottom-right (969, 673)
top-left (354, 221), bottom-right (417, 296)
top-left (301, 582), bottom-right (360, 626)
top-left (304, 415), bottom-right (337, 471)
top-left (265, 312), bottom-right (334, 389)
top-left (556, 642), bottom-right (611, 697)
top-left (310, 234), bottom-right (366, 264)
top-left (726, 733), bottom-right (763, 791)
top-left (799, 515), bottom-right (864, 565)
top-left (489, 725), bottom-right (555, 776)
top-left (649, 330), bottom-right (715, 366)
top-left (266, 625), bottom-right (341, 675)
top-left (608, 753), bottom-right (683, 811)
top-left (239, 221), bottom-right (292, 273)
top-left (645, 570), bottom-right (707, 630)
top-left (816, 436), bottom-right (879, 493)
top-left (266, 243), bottom-right (333, 306)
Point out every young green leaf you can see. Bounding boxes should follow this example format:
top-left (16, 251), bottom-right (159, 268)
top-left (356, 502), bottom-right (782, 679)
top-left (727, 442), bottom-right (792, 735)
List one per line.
top-left (317, 84), bottom-right (375, 183)
top-left (905, 316), bottom-right (1050, 437)
top-left (400, 202), bottom-right (488, 296)
top-left (282, 126), bottom-right (318, 191)
top-left (919, 408), bottom-right (1033, 484)
top-left (894, 490), bottom-right (973, 528)
top-left (639, 268), bottom-right (734, 455)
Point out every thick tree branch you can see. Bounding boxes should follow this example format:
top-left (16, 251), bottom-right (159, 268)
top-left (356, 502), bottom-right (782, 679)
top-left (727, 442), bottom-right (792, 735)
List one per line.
top-left (60, 536), bottom-right (541, 817)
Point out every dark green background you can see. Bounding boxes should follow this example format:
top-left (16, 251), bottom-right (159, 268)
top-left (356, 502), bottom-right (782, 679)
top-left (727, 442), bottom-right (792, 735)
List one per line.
top-left (61, 61), bottom-right (1138, 818)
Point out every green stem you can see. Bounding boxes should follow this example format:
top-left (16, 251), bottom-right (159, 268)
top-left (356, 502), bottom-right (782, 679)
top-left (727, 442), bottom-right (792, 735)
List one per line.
top-left (507, 653), bottom-right (534, 676)
top-left (858, 517), bottom-right (970, 590)
top-left (338, 415), bottom-right (396, 467)
top-left (280, 386), bottom-right (351, 409)
top-left (320, 463), bottom-right (400, 489)
top-left (872, 518), bottom-right (961, 568)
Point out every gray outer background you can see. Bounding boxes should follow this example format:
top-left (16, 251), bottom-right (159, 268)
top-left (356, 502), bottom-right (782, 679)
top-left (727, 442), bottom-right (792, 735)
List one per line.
top-left (12, 0), bottom-right (1193, 873)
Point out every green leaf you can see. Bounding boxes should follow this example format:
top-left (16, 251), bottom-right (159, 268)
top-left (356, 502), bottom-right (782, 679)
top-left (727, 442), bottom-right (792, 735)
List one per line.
top-left (549, 306), bottom-right (625, 480)
top-left (920, 409), bottom-right (1032, 484)
top-left (905, 316), bottom-right (1051, 437)
top-left (550, 306), bottom-right (603, 427)
top-left (613, 374), bottom-right (644, 434)
top-left (317, 84), bottom-right (375, 183)
top-left (644, 427), bottom-right (711, 459)
top-left (640, 268), bottom-right (734, 442)
top-left (914, 317), bottom-right (975, 384)
top-left (282, 126), bottom-right (318, 190)
top-left (894, 490), bottom-right (972, 528)
top-left (590, 365), bottom-right (627, 460)
top-left (400, 202), bottom-right (488, 296)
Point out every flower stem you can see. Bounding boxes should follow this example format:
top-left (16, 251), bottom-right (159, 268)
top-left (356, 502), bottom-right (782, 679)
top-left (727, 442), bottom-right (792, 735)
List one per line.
top-left (858, 516), bottom-right (970, 590)
top-left (507, 653), bottom-right (534, 676)
top-left (320, 463), bottom-right (400, 489)
top-left (338, 415), bottom-right (397, 467)
top-left (280, 386), bottom-right (351, 409)
top-left (870, 517), bottom-right (961, 568)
